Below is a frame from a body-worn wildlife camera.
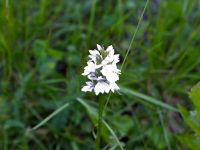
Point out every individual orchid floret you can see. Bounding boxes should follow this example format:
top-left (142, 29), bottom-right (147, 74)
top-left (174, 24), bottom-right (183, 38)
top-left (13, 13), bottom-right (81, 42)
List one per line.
top-left (81, 44), bottom-right (121, 95)
top-left (81, 81), bottom-right (94, 92)
top-left (82, 62), bottom-right (96, 76)
top-left (101, 64), bottom-right (121, 83)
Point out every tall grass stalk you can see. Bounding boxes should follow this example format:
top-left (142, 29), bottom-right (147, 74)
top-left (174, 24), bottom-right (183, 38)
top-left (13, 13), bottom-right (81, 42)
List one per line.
top-left (120, 0), bottom-right (149, 71)
top-left (31, 102), bottom-right (70, 130)
top-left (87, 0), bottom-right (97, 47)
top-left (103, 0), bottom-right (149, 118)
top-left (158, 110), bottom-right (171, 150)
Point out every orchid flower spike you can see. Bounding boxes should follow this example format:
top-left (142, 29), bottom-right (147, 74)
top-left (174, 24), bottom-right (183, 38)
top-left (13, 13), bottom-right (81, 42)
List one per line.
top-left (81, 44), bottom-right (121, 95)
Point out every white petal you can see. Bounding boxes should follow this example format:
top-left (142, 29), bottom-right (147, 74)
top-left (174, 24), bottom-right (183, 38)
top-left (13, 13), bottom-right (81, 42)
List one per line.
top-left (94, 81), bottom-right (109, 95)
top-left (106, 73), bottom-right (119, 82)
top-left (113, 54), bottom-right (120, 63)
top-left (106, 45), bottom-right (113, 52)
top-left (82, 61), bottom-right (97, 76)
top-left (95, 64), bottom-right (103, 69)
top-left (97, 44), bottom-right (102, 50)
top-left (82, 71), bottom-right (89, 76)
top-left (97, 76), bottom-right (104, 80)
top-left (102, 82), bottom-right (110, 93)
top-left (86, 81), bottom-right (93, 86)
top-left (88, 74), bottom-right (97, 80)
top-left (81, 85), bottom-right (93, 92)
top-left (106, 45), bottom-right (114, 56)
top-left (109, 82), bottom-right (120, 92)
top-left (86, 62), bottom-right (96, 72)
top-left (101, 65), bottom-right (109, 76)
top-left (89, 50), bottom-right (99, 56)
top-left (101, 65), bottom-right (118, 75)
top-left (94, 82), bottom-right (102, 95)
top-left (89, 50), bottom-right (94, 55)
top-left (89, 55), bottom-right (96, 62)
top-left (102, 56), bottom-right (112, 65)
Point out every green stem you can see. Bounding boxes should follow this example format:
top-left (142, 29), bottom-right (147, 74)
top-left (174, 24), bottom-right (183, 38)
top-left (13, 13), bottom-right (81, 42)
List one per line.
top-left (120, 0), bottom-right (149, 71)
top-left (31, 102), bottom-right (70, 130)
top-left (87, 0), bottom-right (97, 47)
top-left (95, 96), bottom-right (104, 150)
top-left (101, 0), bottom-right (149, 120)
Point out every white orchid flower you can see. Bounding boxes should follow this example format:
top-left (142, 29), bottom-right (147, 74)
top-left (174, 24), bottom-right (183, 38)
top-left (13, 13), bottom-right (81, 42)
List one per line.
top-left (81, 44), bottom-right (121, 95)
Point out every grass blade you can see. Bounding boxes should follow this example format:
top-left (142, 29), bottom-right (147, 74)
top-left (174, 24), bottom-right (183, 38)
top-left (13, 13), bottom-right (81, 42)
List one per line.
top-left (120, 0), bottom-right (149, 71)
top-left (102, 0), bottom-right (150, 121)
top-left (103, 120), bottom-right (124, 150)
top-left (87, 0), bottom-right (97, 46)
top-left (120, 87), bottom-right (178, 112)
top-left (77, 98), bottom-right (124, 150)
top-left (158, 110), bottom-right (171, 150)
top-left (31, 102), bottom-right (70, 130)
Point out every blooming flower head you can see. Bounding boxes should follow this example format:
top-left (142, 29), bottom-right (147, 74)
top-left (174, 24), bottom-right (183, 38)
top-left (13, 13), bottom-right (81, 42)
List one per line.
top-left (81, 44), bottom-right (121, 95)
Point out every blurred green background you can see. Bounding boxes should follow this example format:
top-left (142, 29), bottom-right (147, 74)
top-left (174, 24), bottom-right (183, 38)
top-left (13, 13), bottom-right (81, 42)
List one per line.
top-left (0, 0), bottom-right (200, 149)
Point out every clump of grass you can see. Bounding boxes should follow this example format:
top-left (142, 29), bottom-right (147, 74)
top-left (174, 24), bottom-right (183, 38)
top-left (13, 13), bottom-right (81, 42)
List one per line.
top-left (0, 0), bottom-right (200, 149)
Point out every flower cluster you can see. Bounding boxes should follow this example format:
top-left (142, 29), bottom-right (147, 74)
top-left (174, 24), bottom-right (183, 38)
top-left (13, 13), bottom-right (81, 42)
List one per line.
top-left (81, 44), bottom-right (121, 95)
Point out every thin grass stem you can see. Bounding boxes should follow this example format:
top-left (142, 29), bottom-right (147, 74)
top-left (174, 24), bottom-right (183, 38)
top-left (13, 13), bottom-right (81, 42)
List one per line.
top-left (31, 102), bottom-right (70, 130)
top-left (87, 0), bottom-right (97, 47)
top-left (102, 0), bottom-right (149, 118)
top-left (158, 110), bottom-right (172, 150)
top-left (120, 0), bottom-right (149, 71)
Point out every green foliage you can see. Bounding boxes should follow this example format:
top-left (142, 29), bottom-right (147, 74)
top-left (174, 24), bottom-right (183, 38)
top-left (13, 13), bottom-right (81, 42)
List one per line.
top-left (178, 82), bottom-right (200, 149)
top-left (77, 98), bottom-right (124, 150)
top-left (120, 87), bottom-right (178, 112)
top-left (0, 0), bottom-right (199, 149)
top-left (189, 82), bottom-right (200, 116)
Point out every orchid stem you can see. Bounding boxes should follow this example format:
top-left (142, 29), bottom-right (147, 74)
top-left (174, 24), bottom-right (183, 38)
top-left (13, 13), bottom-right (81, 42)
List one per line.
top-left (95, 96), bottom-right (104, 150)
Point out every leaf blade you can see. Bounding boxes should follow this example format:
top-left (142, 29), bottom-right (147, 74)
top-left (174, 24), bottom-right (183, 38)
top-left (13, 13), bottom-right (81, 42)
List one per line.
top-left (120, 87), bottom-right (178, 112)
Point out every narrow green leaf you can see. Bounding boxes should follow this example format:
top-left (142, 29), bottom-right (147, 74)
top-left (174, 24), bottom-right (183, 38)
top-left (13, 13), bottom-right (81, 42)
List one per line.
top-left (76, 98), bottom-right (124, 150)
top-left (103, 120), bottom-right (124, 150)
top-left (77, 98), bottom-right (97, 118)
top-left (177, 133), bottom-right (200, 150)
top-left (158, 110), bottom-right (171, 150)
top-left (31, 102), bottom-right (70, 130)
top-left (120, 87), bottom-right (178, 112)
top-left (178, 105), bottom-right (200, 136)
top-left (178, 82), bottom-right (200, 149)
top-left (189, 82), bottom-right (200, 115)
